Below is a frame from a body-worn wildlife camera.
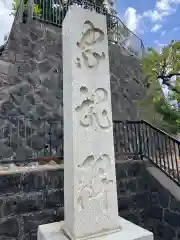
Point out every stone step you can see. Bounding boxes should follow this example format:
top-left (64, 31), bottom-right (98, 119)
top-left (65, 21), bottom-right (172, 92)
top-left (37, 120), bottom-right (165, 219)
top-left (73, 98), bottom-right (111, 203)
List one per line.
top-left (116, 160), bottom-right (144, 180)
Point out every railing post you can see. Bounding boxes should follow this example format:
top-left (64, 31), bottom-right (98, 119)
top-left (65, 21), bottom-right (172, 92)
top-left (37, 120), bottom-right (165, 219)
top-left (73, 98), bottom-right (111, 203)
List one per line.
top-left (141, 40), bottom-right (145, 57)
top-left (28, 0), bottom-right (34, 21)
top-left (17, 0), bottom-right (24, 23)
top-left (138, 122), bottom-right (143, 160)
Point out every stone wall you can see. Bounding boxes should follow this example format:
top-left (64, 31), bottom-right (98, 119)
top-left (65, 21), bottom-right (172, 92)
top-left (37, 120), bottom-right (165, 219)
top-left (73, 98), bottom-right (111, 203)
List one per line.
top-left (0, 18), bottom-right (147, 162)
top-left (2, 161), bottom-right (180, 240)
top-left (117, 160), bottom-right (180, 240)
top-left (109, 44), bottom-right (146, 120)
top-left (0, 168), bottom-right (64, 240)
top-left (0, 20), bottom-right (64, 163)
top-left (144, 167), bottom-right (180, 240)
top-left (116, 160), bottom-right (150, 225)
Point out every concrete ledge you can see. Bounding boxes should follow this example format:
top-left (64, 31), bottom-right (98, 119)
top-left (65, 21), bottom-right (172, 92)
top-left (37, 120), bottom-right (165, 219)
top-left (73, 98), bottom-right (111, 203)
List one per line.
top-left (0, 163), bottom-right (64, 176)
top-left (147, 166), bottom-right (180, 201)
top-left (38, 217), bottom-right (153, 240)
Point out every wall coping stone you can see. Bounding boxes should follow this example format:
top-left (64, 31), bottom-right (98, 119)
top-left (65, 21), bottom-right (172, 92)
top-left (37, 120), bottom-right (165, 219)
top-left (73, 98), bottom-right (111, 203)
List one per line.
top-left (147, 166), bottom-right (180, 201)
top-left (0, 164), bottom-right (64, 176)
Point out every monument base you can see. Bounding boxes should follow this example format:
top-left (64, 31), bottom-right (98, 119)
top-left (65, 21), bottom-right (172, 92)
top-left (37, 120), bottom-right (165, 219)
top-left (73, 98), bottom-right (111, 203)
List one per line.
top-left (37, 217), bottom-right (153, 240)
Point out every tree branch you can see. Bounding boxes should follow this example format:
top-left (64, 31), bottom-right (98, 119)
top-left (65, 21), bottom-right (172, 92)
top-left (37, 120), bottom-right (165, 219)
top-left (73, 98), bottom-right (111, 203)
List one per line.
top-left (158, 73), bottom-right (180, 79)
top-left (157, 73), bottom-right (180, 94)
top-left (161, 78), bottom-right (180, 94)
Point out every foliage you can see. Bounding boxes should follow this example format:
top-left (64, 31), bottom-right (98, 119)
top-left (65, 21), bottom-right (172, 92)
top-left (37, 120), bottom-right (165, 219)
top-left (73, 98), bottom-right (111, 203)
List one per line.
top-left (12, 0), bottom-right (21, 16)
top-left (12, 0), bottom-right (41, 17)
top-left (33, 3), bottom-right (41, 16)
top-left (141, 40), bottom-right (180, 135)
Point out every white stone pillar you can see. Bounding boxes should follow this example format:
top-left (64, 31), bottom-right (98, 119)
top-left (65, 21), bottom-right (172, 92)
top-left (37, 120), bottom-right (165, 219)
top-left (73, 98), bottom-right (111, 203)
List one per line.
top-left (62, 4), bottom-right (120, 240)
top-left (37, 5), bottom-right (154, 240)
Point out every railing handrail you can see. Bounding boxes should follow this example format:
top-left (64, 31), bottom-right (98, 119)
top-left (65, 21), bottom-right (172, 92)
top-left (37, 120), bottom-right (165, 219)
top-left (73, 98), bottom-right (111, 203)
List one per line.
top-left (113, 119), bottom-right (180, 186)
top-left (141, 120), bottom-right (180, 144)
top-left (113, 119), bottom-right (180, 144)
top-left (114, 14), bottom-right (142, 42)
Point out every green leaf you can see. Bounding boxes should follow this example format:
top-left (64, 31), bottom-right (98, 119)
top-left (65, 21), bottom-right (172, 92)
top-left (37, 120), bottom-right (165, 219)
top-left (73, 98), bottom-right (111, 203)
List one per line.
top-left (140, 40), bottom-right (180, 134)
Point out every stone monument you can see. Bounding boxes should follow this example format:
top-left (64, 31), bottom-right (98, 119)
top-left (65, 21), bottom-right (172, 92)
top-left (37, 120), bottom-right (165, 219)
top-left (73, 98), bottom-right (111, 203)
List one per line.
top-left (38, 5), bottom-right (154, 240)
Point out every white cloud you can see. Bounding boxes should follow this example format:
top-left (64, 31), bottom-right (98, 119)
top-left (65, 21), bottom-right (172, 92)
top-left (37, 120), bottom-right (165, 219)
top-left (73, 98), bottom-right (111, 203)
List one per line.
top-left (158, 42), bottom-right (167, 48)
top-left (143, 9), bottom-right (174, 21)
top-left (172, 27), bottom-right (180, 32)
top-left (124, 7), bottom-right (139, 33)
top-left (142, 0), bottom-right (180, 22)
top-left (143, 10), bottom-right (163, 21)
top-left (156, 0), bottom-right (172, 11)
top-left (154, 39), bottom-right (167, 52)
top-left (151, 24), bottom-right (162, 32)
top-left (161, 30), bottom-right (166, 36)
top-left (0, 0), bottom-right (14, 46)
top-left (127, 0), bottom-right (180, 35)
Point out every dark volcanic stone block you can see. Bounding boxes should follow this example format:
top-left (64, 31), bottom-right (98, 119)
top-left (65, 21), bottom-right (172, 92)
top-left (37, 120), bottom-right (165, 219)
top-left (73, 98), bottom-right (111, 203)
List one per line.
top-left (38, 60), bottom-right (52, 74)
top-left (115, 162), bottom-right (129, 176)
top-left (45, 169), bottom-right (64, 190)
top-left (127, 162), bottom-right (142, 177)
top-left (0, 192), bottom-right (44, 218)
top-left (21, 172), bottom-right (46, 192)
top-left (0, 174), bottom-right (21, 194)
top-left (126, 179), bottom-right (138, 193)
top-left (164, 209), bottom-right (180, 228)
top-left (121, 210), bottom-right (141, 225)
top-left (23, 208), bottom-right (62, 233)
top-left (149, 192), bottom-right (159, 205)
top-left (158, 190), bottom-right (170, 209)
top-left (169, 195), bottom-right (180, 212)
top-left (118, 195), bottom-right (133, 212)
top-left (149, 205), bottom-right (163, 220)
top-left (136, 177), bottom-right (149, 191)
top-left (131, 192), bottom-right (150, 209)
top-left (118, 178), bottom-right (137, 195)
top-left (154, 221), bottom-right (176, 240)
top-left (0, 217), bottom-right (20, 237)
top-left (44, 189), bottom-right (64, 208)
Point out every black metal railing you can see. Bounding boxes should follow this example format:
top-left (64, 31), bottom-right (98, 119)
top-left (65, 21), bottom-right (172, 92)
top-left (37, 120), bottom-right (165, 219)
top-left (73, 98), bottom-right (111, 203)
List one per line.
top-left (0, 116), bottom-right (179, 185)
top-left (113, 120), bottom-right (143, 160)
top-left (114, 120), bottom-right (180, 184)
top-left (33, 0), bottom-right (144, 58)
top-left (2, 0), bottom-right (144, 58)
top-left (0, 116), bottom-right (63, 166)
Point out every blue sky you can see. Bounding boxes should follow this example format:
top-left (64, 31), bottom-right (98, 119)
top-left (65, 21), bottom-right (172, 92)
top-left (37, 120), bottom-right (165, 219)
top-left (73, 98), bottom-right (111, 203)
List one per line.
top-left (0, 0), bottom-right (13, 45)
top-left (116, 0), bottom-right (180, 49)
